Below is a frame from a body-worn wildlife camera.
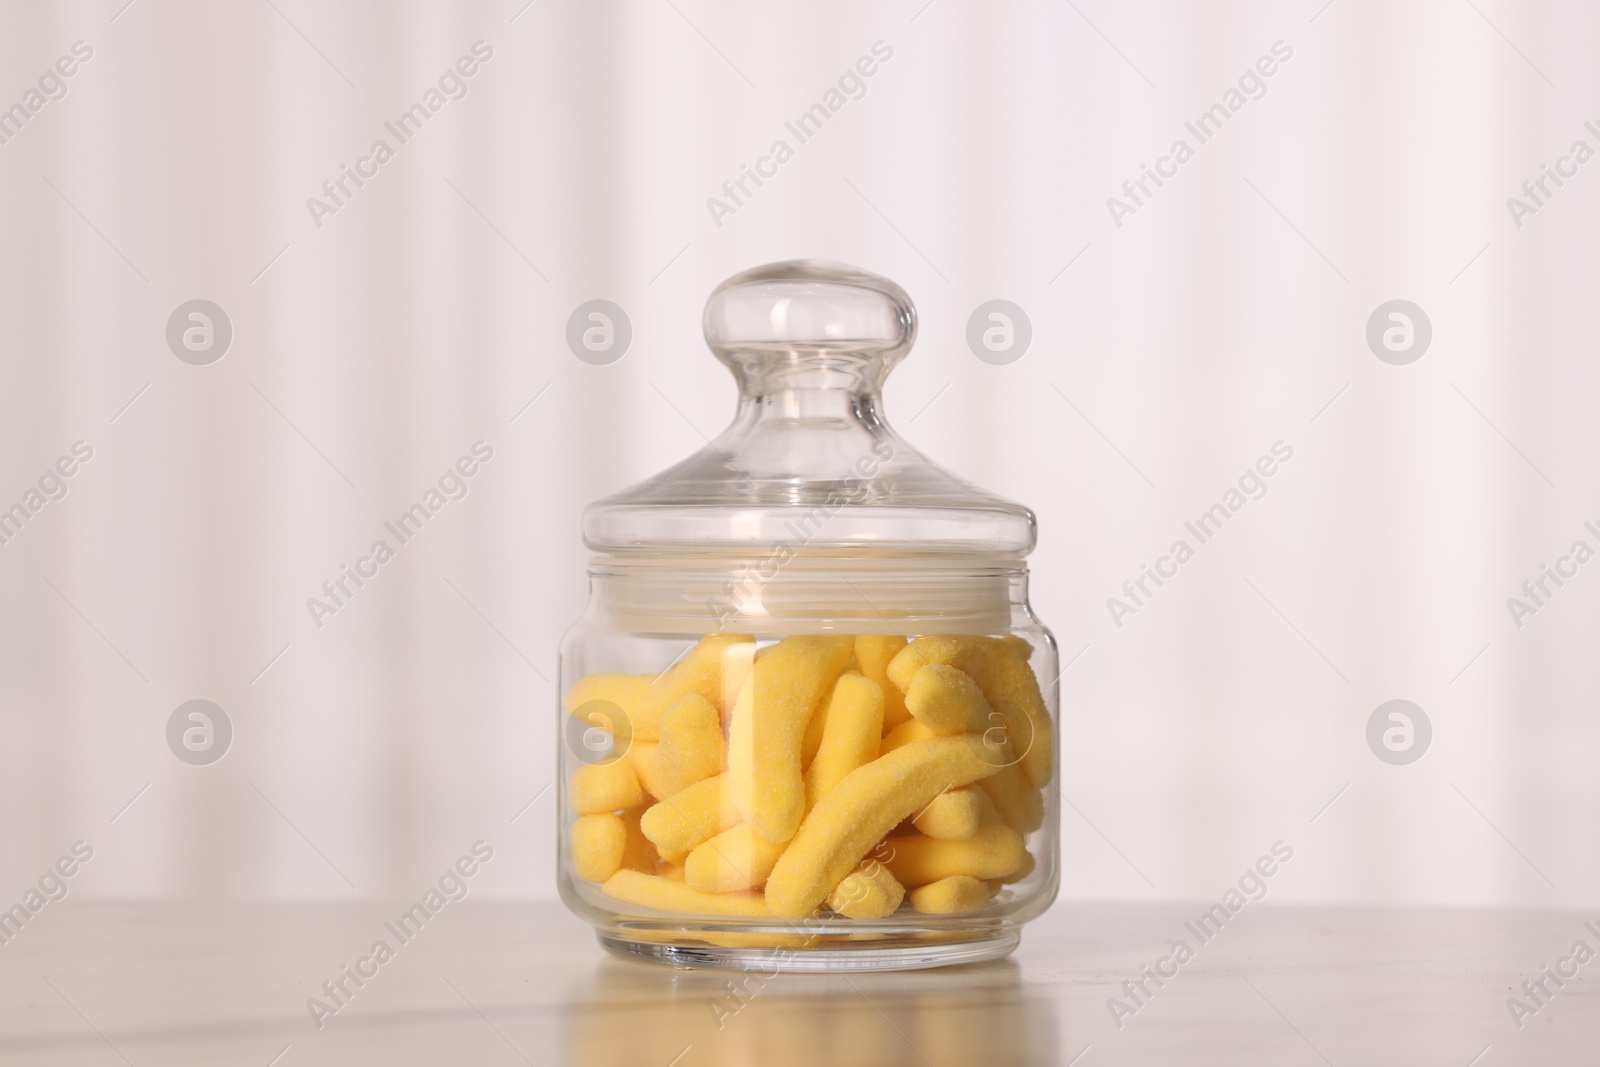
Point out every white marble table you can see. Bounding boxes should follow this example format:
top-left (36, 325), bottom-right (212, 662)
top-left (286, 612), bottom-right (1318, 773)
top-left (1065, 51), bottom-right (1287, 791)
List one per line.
top-left (0, 900), bottom-right (1594, 1065)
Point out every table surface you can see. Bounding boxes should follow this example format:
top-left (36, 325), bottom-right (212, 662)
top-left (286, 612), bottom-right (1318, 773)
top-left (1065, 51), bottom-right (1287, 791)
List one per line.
top-left (0, 899), bottom-right (1595, 1065)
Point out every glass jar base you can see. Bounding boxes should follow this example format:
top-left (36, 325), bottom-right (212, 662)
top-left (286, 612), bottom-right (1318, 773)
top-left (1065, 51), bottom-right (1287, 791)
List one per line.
top-left (597, 929), bottom-right (1021, 972)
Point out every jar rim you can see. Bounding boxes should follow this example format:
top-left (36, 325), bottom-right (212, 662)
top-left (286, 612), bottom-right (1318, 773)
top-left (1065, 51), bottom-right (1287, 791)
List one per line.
top-left (581, 554), bottom-right (1031, 635)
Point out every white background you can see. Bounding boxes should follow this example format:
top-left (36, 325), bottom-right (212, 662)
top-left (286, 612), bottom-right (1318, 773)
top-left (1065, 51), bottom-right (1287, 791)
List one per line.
top-left (0, 0), bottom-right (1595, 910)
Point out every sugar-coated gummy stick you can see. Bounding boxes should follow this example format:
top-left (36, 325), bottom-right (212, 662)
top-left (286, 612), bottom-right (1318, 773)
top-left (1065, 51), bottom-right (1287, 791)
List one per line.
top-left (718, 641), bottom-right (756, 722)
top-left (827, 860), bottom-right (905, 919)
top-left (685, 822), bottom-right (787, 892)
top-left (572, 813), bottom-right (627, 882)
top-left (764, 735), bottom-right (999, 919)
top-left (908, 874), bottom-right (993, 915)
top-left (570, 758), bottom-right (644, 815)
top-left (802, 673), bottom-right (884, 811)
top-left (625, 741), bottom-right (667, 801)
top-left (881, 718), bottom-right (933, 753)
top-left (978, 760), bottom-right (1044, 834)
top-left (854, 635), bottom-right (910, 728)
top-left (638, 772), bottom-right (741, 854)
top-left (887, 636), bottom-right (1054, 787)
top-left (899, 660), bottom-right (1041, 830)
top-left (618, 807), bottom-right (659, 872)
top-left (911, 787), bottom-right (981, 841)
top-left (1000, 851), bottom-right (1035, 884)
top-left (882, 822), bottom-right (1028, 887)
top-left (601, 868), bottom-right (771, 917)
top-left (564, 673), bottom-right (652, 728)
top-left (566, 635), bottom-right (754, 742)
top-left (904, 663), bottom-right (991, 735)
top-left (727, 635), bottom-right (854, 845)
top-left (654, 692), bottom-right (724, 797)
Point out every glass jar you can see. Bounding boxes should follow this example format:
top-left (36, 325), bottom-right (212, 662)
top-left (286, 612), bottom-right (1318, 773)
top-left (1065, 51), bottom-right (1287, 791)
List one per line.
top-left (558, 261), bottom-right (1059, 971)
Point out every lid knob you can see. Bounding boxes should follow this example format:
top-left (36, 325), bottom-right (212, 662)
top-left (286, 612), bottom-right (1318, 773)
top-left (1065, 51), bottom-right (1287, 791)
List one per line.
top-left (580, 259), bottom-right (1034, 561)
top-left (703, 260), bottom-right (916, 374)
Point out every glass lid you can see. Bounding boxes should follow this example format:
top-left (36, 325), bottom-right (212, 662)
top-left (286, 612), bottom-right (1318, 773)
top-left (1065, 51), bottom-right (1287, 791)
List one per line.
top-left (582, 260), bottom-right (1036, 558)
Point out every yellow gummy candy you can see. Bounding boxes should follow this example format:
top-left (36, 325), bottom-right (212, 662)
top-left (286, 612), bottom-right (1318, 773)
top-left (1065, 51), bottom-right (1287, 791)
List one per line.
top-left (855, 635), bottom-right (911, 729)
top-left (654, 692), bottom-right (725, 797)
top-left (601, 869), bottom-right (771, 917)
top-left (964, 778), bottom-right (1041, 838)
top-left (685, 822), bottom-right (787, 893)
top-left (888, 636), bottom-right (1053, 787)
top-left (728, 636), bottom-right (854, 844)
top-left (638, 773), bottom-right (741, 854)
top-left (909, 875), bottom-right (993, 915)
top-left (601, 633), bottom-right (761, 742)
top-left (883, 822), bottom-right (1028, 887)
top-left (618, 807), bottom-right (659, 872)
top-left (644, 633), bottom-right (755, 731)
top-left (880, 718), bottom-right (934, 753)
top-left (625, 741), bottom-right (669, 801)
top-left (571, 759), bottom-right (644, 815)
top-left (571, 813), bottom-right (627, 882)
top-left (799, 681), bottom-right (829, 769)
top-left (900, 663), bottom-right (1041, 831)
top-left (911, 787), bottom-right (981, 841)
top-left (1000, 851), bottom-right (1036, 884)
top-left (999, 634), bottom-right (1035, 659)
top-left (803, 673), bottom-right (884, 810)
top-left (564, 634), bottom-right (751, 743)
top-left (564, 672), bottom-right (652, 721)
top-left (827, 860), bottom-right (905, 919)
top-left (719, 640), bottom-right (756, 722)
top-left (904, 663), bottom-right (991, 735)
top-left (979, 760), bottom-right (1045, 835)
top-left (764, 736), bottom-right (999, 919)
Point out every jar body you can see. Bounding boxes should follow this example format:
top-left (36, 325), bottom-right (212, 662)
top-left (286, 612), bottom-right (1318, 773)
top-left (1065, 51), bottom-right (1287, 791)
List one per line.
top-left (556, 557), bottom-right (1060, 971)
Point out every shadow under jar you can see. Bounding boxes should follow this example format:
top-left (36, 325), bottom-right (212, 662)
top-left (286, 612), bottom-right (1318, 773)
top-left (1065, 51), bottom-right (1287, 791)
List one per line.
top-left (558, 261), bottom-right (1060, 971)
